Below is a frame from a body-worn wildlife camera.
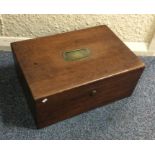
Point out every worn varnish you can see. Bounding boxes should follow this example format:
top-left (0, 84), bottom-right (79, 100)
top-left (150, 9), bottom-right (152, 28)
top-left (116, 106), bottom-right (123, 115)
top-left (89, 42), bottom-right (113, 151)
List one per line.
top-left (11, 25), bottom-right (145, 128)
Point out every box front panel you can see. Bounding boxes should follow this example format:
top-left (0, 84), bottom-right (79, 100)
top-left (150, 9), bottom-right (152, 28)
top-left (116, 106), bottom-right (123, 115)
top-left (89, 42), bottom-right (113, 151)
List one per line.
top-left (36, 67), bottom-right (144, 128)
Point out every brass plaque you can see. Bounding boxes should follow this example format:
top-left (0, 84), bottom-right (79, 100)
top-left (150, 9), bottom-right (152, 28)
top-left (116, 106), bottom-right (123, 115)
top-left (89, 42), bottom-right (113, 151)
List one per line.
top-left (63, 48), bottom-right (90, 61)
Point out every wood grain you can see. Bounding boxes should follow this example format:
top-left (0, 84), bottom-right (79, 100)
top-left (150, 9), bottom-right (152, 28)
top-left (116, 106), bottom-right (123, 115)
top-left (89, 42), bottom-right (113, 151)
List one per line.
top-left (11, 25), bottom-right (145, 128)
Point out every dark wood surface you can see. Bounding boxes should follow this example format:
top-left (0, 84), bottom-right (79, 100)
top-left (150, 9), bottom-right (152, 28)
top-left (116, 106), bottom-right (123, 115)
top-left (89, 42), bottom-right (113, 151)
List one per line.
top-left (11, 25), bottom-right (145, 128)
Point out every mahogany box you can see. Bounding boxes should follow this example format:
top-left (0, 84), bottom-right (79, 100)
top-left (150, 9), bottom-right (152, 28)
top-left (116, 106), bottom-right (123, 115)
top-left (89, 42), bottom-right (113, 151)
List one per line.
top-left (11, 25), bottom-right (145, 128)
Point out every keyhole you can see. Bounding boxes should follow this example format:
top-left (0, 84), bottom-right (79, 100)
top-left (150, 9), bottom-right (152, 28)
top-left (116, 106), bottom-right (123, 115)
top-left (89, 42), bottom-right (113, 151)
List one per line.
top-left (90, 90), bottom-right (97, 96)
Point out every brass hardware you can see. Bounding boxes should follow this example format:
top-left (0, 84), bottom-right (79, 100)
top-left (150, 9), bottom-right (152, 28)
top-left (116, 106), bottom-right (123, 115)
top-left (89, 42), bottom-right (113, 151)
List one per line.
top-left (63, 48), bottom-right (90, 61)
top-left (90, 90), bottom-right (97, 96)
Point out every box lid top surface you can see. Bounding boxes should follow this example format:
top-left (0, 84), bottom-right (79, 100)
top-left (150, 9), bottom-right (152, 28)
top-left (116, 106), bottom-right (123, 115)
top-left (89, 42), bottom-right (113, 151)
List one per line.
top-left (11, 25), bottom-right (144, 100)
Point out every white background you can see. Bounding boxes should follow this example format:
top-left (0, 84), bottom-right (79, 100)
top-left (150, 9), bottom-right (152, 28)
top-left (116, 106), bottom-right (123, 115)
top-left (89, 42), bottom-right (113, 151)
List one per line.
top-left (0, 0), bottom-right (155, 14)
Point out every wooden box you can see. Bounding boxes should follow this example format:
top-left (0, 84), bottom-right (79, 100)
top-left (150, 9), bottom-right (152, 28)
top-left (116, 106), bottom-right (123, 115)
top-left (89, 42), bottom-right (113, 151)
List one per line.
top-left (11, 25), bottom-right (145, 128)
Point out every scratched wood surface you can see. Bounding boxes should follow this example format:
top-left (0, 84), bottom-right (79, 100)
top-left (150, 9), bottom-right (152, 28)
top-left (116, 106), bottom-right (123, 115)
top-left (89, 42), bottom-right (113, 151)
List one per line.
top-left (11, 25), bottom-right (145, 128)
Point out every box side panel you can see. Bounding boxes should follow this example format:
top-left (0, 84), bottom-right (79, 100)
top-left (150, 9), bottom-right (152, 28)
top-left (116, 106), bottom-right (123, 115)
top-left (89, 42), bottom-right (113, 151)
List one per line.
top-left (11, 47), bottom-right (38, 126)
top-left (36, 66), bottom-right (144, 128)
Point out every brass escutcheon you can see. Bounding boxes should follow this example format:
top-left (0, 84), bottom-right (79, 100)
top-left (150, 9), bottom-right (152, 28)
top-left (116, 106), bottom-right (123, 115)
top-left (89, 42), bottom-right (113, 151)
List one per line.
top-left (63, 48), bottom-right (90, 61)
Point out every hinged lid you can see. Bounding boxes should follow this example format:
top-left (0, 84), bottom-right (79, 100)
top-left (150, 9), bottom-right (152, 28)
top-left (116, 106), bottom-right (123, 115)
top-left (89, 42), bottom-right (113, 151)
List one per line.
top-left (11, 25), bottom-right (145, 100)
